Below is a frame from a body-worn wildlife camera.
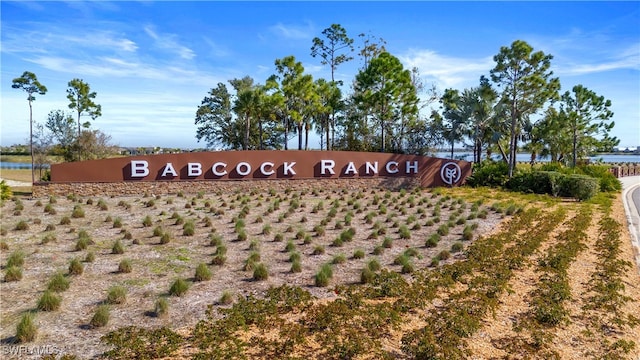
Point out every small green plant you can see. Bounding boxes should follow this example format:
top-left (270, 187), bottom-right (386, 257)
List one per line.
top-left (451, 242), bottom-right (464, 253)
top-left (113, 217), bottom-right (123, 228)
top-left (160, 233), bottom-right (172, 244)
top-left (153, 226), bottom-right (164, 237)
top-left (353, 249), bottom-right (365, 259)
top-left (312, 245), bottom-right (325, 255)
top-left (68, 258), bottom-right (84, 276)
top-left (16, 312), bottom-right (37, 342)
top-left (112, 240), bottom-right (125, 254)
top-left (118, 259), bottom-right (133, 273)
top-left (194, 263), bottom-right (212, 282)
top-left (90, 305), bottom-right (110, 328)
top-left (252, 263), bottom-right (269, 281)
top-left (71, 205), bottom-right (85, 218)
top-left (169, 278), bottom-right (189, 297)
top-left (290, 259), bottom-right (302, 273)
top-left (183, 221), bottom-right (196, 236)
top-left (106, 285), bottom-right (127, 304)
top-left (314, 263), bottom-right (333, 287)
top-left (84, 251), bottom-right (96, 263)
top-left (4, 266), bottom-right (22, 282)
top-left (332, 253), bottom-right (347, 264)
top-left (37, 290), bottom-right (61, 311)
top-left (15, 220), bottom-right (29, 231)
top-left (6, 250), bottom-right (25, 268)
top-left (47, 272), bottom-right (70, 292)
top-left (142, 215), bottom-right (153, 227)
top-left (219, 290), bottom-right (233, 305)
top-left (60, 216), bottom-right (71, 225)
top-left (154, 298), bottom-right (169, 318)
top-left (382, 237), bottom-right (393, 249)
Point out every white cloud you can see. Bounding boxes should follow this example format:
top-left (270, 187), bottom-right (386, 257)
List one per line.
top-left (144, 25), bottom-right (195, 60)
top-left (556, 43), bottom-right (640, 76)
top-left (399, 49), bottom-right (494, 89)
top-left (269, 22), bottom-right (313, 40)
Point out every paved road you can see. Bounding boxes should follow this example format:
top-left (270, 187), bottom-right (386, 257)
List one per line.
top-left (620, 176), bottom-right (640, 274)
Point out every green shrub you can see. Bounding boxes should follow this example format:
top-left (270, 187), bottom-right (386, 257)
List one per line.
top-left (84, 251), bottom-right (96, 263)
top-left (290, 259), bottom-right (302, 273)
top-left (90, 305), bottom-right (110, 328)
top-left (106, 286), bottom-right (127, 304)
top-left (315, 263), bottom-right (333, 287)
top-left (112, 240), bottom-right (125, 254)
top-left (169, 278), bottom-right (189, 297)
top-left (467, 160), bottom-right (509, 188)
top-left (353, 249), bottom-right (365, 259)
top-left (160, 233), bottom-right (172, 244)
top-left (1, 180), bottom-right (13, 202)
top-left (16, 312), bottom-right (37, 342)
top-left (578, 165), bottom-right (621, 192)
top-left (219, 291), bottom-right (233, 305)
top-left (37, 290), bottom-right (61, 311)
top-left (560, 174), bottom-right (599, 201)
top-left (68, 258), bottom-right (84, 276)
top-left (15, 220), bottom-right (29, 231)
top-left (193, 263), bottom-right (212, 282)
top-left (398, 225), bottom-right (411, 239)
top-left (332, 254), bottom-right (347, 264)
top-left (154, 298), bottom-right (169, 318)
top-left (182, 221), bottom-right (196, 236)
top-left (252, 263), bottom-right (269, 281)
top-left (142, 215), bottom-right (153, 227)
top-left (112, 217), bottom-right (123, 228)
top-left (71, 205), bottom-right (85, 218)
top-left (367, 258), bottom-right (381, 272)
top-left (47, 272), bottom-right (70, 292)
top-left (153, 226), bottom-right (164, 237)
top-left (4, 266), bottom-right (22, 282)
top-left (6, 250), bottom-right (25, 268)
top-left (425, 233), bottom-right (440, 247)
top-left (312, 245), bottom-right (325, 255)
top-left (360, 267), bottom-right (375, 284)
top-left (118, 259), bottom-right (133, 274)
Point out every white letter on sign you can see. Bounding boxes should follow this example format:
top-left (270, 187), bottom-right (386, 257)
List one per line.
top-left (188, 163), bottom-right (202, 176)
top-left (283, 162), bottom-right (296, 175)
top-left (260, 162), bottom-right (275, 176)
top-left (236, 162), bottom-right (251, 176)
top-left (161, 163), bottom-right (178, 177)
top-left (320, 160), bottom-right (335, 175)
top-left (365, 161), bottom-right (378, 175)
top-left (131, 160), bottom-right (149, 177)
top-left (212, 162), bottom-right (227, 176)
top-left (406, 161), bottom-right (418, 174)
top-left (386, 161), bottom-right (399, 174)
top-left (344, 162), bottom-right (357, 175)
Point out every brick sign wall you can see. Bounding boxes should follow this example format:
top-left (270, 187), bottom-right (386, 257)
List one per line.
top-left (50, 150), bottom-right (471, 188)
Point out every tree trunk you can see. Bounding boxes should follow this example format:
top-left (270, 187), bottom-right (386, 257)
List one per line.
top-left (29, 99), bottom-right (34, 185)
top-left (297, 123), bottom-right (303, 150)
top-left (244, 114), bottom-right (250, 151)
top-left (258, 120), bottom-right (264, 150)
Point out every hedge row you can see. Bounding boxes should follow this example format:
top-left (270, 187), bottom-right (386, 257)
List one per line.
top-left (466, 161), bottom-right (606, 201)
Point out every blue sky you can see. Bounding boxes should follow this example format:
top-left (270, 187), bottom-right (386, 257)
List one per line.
top-left (2, 1), bottom-right (639, 149)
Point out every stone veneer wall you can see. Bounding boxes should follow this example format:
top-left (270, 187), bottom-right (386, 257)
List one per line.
top-left (32, 177), bottom-right (422, 198)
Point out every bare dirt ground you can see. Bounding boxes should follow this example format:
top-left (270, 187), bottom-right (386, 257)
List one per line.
top-left (1, 186), bottom-right (638, 359)
top-left (1, 186), bottom-right (504, 359)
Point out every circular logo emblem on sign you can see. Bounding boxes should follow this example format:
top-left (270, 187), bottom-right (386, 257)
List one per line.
top-left (440, 162), bottom-right (461, 185)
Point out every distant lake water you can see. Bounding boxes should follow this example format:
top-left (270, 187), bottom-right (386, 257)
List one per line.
top-left (0, 162), bottom-right (50, 169)
top-left (434, 152), bottom-right (640, 164)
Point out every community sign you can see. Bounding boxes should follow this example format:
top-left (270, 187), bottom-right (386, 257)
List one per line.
top-left (50, 150), bottom-right (471, 188)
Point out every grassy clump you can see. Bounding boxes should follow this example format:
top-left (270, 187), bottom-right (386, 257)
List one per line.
top-left (37, 290), bottom-right (61, 312)
top-left (219, 290), bottom-right (234, 305)
top-left (194, 263), bottom-right (212, 282)
top-left (106, 285), bottom-right (127, 304)
top-left (252, 263), bottom-right (269, 281)
top-left (90, 305), bottom-right (110, 328)
top-left (6, 250), bottom-right (25, 268)
top-left (142, 215), bottom-right (153, 227)
top-left (16, 312), bottom-right (37, 342)
top-left (15, 220), bottom-right (29, 231)
top-left (4, 266), bottom-right (23, 282)
top-left (154, 298), bottom-right (169, 318)
top-left (118, 259), bottom-right (133, 274)
top-left (112, 239), bottom-right (125, 254)
top-left (314, 263), bottom-right (333, 287)
top-left (68, 258), bottom-right (84, 276)
top-left (169, 278), bottom-right (190, 297)
top-left (84, 251), bottom-right (96, 263)
top-left (47, 272), bottom-right (70, 292)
